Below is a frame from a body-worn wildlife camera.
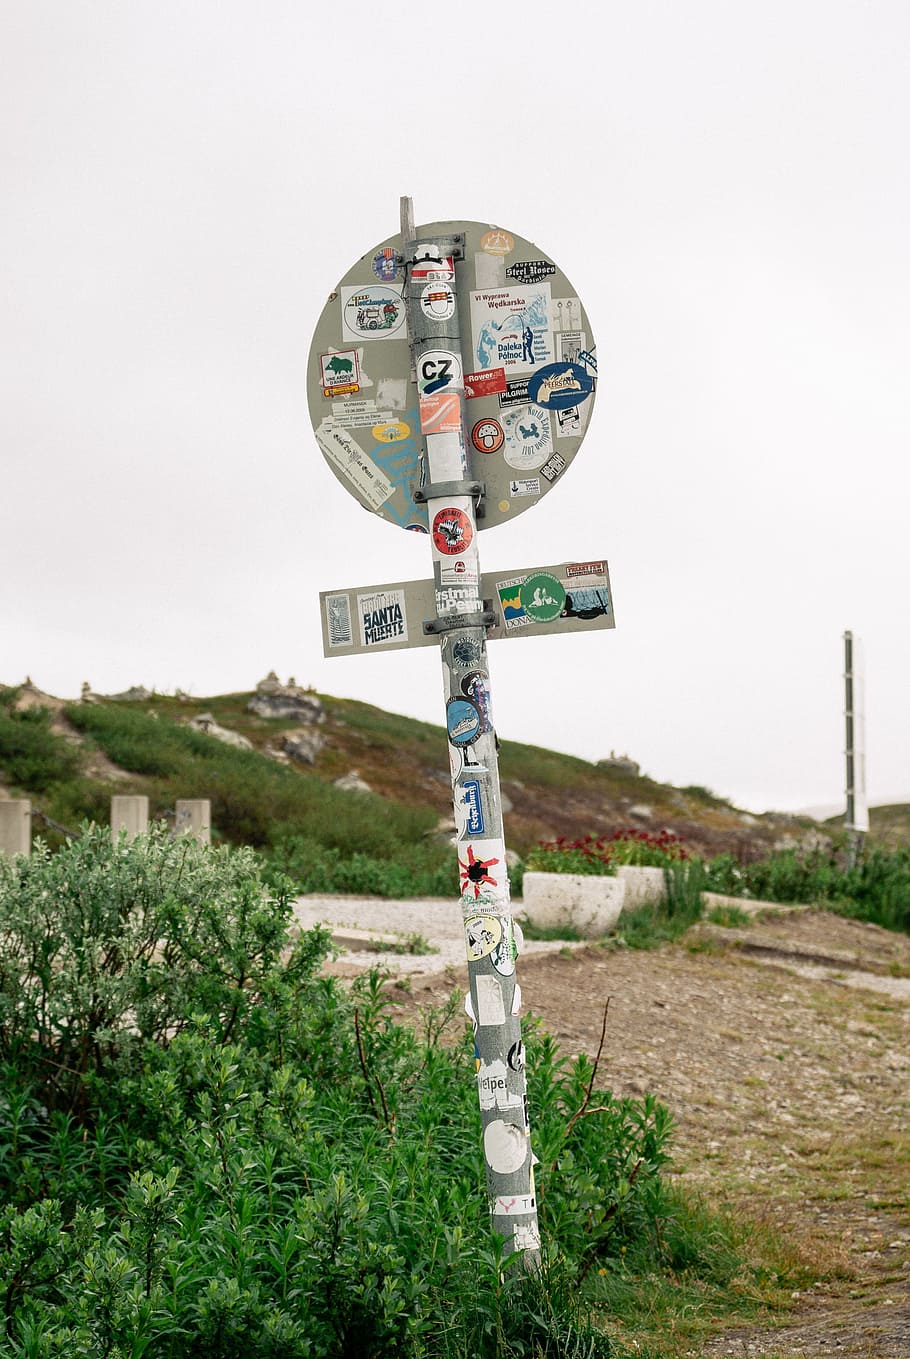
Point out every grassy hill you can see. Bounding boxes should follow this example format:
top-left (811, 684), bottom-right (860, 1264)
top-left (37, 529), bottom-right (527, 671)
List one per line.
top-left (2, 677), bottom-right (896, 890)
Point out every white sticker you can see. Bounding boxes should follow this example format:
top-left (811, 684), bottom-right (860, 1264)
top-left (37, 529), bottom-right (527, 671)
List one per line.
top-left (325, 594), bottom-right (353, 649)
top-left (484, 1119), bottom-right (530, 1174)
top-left (475, 975), bottom-right (505, 1026)
top-left (494, 1193), bottom-right (536, 1216)
top-left (511, 982), bottom-right (522, 1016)
top-left (470, 284), bottom-right (553, 376)
top-left (320, 349), bottom-right (360, 395)
top-left (341, 284), bottom-right (407, 342)
top-left (421, 281), bottom-right (456, 322)
top-left (356, 589), bottom-right (408, 649)
top-left (376, 376), bottom-right (407, 410)
top-left (474, 251), bottom-right (506, 289)
top-left (552, 296), bottom-right (583, 334)
top-left (477, 1058), bottom-right (523, 1112)
top-left (502, 405), bottom-right (553, 471)
top-left (315, 420), bottom-right (393, 510)
top-left (508, 478), bottom-right (540, 497)
top-left (417, 349), bottom-right (463, 395)
top-left (459, 838), bottom-right (508, 905)
top-left (513, 1221), bottom-right (541, 1252)
top-left (554, 329), bottom-right (587, 362)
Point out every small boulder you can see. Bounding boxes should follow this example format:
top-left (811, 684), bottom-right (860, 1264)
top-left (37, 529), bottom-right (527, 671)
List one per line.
top-left (334, 770), bottom-right (372, 795)
top-left (189, 713), bottom-right (253, 751)
top-left (282, 728), bottom-right (325, 765)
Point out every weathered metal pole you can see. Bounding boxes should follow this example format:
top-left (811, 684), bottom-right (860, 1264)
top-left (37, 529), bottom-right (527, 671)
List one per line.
top-left (843, 630), bottom-right (867, 867)
top-left (401, 199), bottom-right (540, 1263)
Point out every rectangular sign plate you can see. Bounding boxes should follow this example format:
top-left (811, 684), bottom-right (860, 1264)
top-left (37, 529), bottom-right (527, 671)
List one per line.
top-left (320, 559), bottom-right (614, 657)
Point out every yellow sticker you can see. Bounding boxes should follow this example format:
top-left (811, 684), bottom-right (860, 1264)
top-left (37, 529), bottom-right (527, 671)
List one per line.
top-left (371, 419), bottom-right (410, 444)
top-left (465, 915), bottom-right (503, 961)
top-left (481, 229), bottom-right (515, 256)
top-left (499, 499), bottom-right (510, 513)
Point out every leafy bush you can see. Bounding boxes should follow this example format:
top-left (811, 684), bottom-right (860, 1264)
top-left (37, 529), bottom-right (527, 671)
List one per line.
top-left (266, 832), bottom-right (455, 898)
top-left (0, 827), bottom-right (694, 1355)
top-left (65, 700), bottom-right (443, 861)
top-left (0, 698), bottom-right (81, 793)
top-left (704, 845), bottom-right (910, 933)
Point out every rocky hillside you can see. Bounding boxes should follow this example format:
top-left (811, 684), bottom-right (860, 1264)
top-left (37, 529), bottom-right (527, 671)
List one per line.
top-left (0, 674), bottom-right (864, 861)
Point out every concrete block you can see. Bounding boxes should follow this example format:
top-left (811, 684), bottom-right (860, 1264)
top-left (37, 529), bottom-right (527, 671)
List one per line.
top-left (111, 795), bottom-right (149, 841)
top-left (520, 871), bottom-right (625, 938)
top-left (0, 799), bottom-right (31, 857)
top-left (616, 865), bottom-right (667, 911)
top-left (175, 799), bottom-right (211, 845)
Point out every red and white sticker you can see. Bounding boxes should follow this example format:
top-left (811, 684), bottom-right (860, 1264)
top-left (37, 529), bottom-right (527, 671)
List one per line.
top-left (411, 252), bottom-right (455, 282)
top-left (421, 281), bottom-right (456, 321)
top-left (464, 368), bottom-right (507, 400)
top-left (419, 391), bottom-right (462, 435)
top-left (432, 506), bottom-right (473, 556)
top-left (471, 418), bottom-right (505, 454)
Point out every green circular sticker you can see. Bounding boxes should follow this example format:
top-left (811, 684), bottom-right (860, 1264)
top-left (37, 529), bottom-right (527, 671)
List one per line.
top-left (519, 572), bottom-right (566, 623)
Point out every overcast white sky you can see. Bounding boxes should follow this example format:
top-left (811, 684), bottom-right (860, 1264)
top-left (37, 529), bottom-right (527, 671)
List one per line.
top-left (2, 1), bottom-right (908, 815)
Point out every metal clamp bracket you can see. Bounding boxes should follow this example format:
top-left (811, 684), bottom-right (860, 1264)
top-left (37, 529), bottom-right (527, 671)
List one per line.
top-left (413, 480), bottom-right (485, 517)
top-left (423, 608), bottom-right (496, 636)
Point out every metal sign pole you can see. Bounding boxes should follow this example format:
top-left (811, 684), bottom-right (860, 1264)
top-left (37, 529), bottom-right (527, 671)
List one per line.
top-left (843, 630), bottom-right (868, 867)
top-left (401, 202), bottom-right (541, 1264)
top-left (309, 200), bottom-right (607, 1264)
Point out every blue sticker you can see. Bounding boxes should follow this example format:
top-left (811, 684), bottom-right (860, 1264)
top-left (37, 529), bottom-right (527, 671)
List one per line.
top-left (526, 361), bottom-right (594, 411)
top-left (447, 697), bottom-right (481, 747)
top-left (461, 671), bottom-right (493, 732)
top-left (462, 779), bottom-right (485, 834)
top-left (372, 247), bottom-right (399, 282)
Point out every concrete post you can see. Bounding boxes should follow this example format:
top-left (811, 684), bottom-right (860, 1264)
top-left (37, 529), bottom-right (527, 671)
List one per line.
top-left (110, 795), bottom-right (149, 841)
top-left (175, 799), bottom-right (211, 845)
top-left (0, 800), bottom-right (31, 857)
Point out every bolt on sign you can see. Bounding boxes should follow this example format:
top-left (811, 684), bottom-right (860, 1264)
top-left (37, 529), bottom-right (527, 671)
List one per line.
top-left (307, 202), bottom-right (613, 1267)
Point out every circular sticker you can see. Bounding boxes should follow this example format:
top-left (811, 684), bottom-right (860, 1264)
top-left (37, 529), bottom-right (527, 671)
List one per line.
top-left (420, 281), bottom-right (456, 322)
top-left (484, 1119), bottom-right (529, 1174)
top-left (433, 507), bottom-right (473, 555)
top-left (417, 349), bottom-right (462, 396)
top-left (465, 915), bottom-right (503, 961)
top-left (372, 248), bottom-right (399, 282)
top-left (342, 285), bottom-right (406, 340)
top-left (502, 405), bottom-right (552, 471)
top-left (471, 418), bottom-right (505, 454)
top-left (519, 573), bottom-right (566, 623)
top-left (447, 697), bottom-right (482, 747)
top-left (480, 229), bottom-right (515, 256)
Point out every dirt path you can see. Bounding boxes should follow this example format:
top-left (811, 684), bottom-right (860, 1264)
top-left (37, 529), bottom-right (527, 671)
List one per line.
top-left (339, 905), bottom-right (910, 1357)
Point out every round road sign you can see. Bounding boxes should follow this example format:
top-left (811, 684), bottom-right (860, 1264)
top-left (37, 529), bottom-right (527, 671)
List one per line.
top-left (307, 220), bottom-right (597, 532)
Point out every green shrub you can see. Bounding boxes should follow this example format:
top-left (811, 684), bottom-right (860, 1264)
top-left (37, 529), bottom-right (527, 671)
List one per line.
top-left (265, 832), bottom-right (455, 898)
top-left (704, 845), bottom-right (910, 933)
top-left (0, 825), bottom-right (695, 1355)
top-left (0, 702), bottom-right (81, 793)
